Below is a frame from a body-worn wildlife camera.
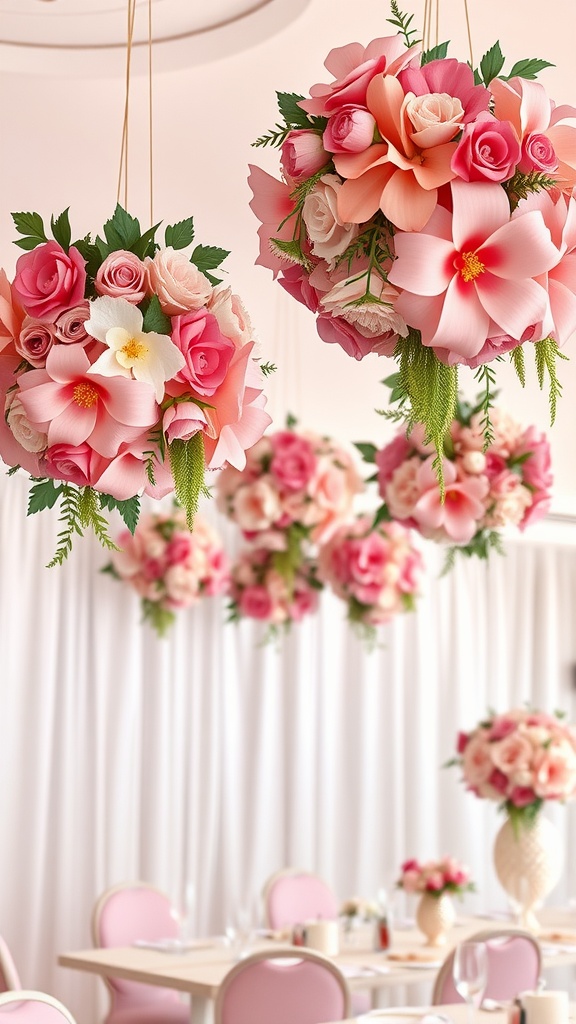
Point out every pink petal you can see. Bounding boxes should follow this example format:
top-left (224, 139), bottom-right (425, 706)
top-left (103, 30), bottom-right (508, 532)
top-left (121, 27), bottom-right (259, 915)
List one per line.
top-left (95, 449), bottom-right (146, 500)
top-left (92, 374), bottom-right (158, 428)
top-left (18, 380), bottom-right (71, 426)
top-left (417, 455), bottom-right (457, 490)
top-left (45, 343), bottom-right (90, 384)
top-left (394, 291), bottom-right (444, 346)
top-left (366, 74), bottom-right (407, 154)
top-left (48, 402), bottom-right (96, 447)
top-left (430, 274), bottom-right (490, 356)
top-left (518, 79), bottom-right (553, 135)
top-left (333, 144), bottom-right (389, 180)
top-left (480, 211), bottom-right (559, 279)
top-left (475, 275), bottom-right (548, 339)
top-left (89, 415), bottom-right (147, 459)
top-left (490, 78), bottom-right (522, 137)
top-left (381, 169), bottom-right (438, 231)
top-left (413, 489), bottom-right (444, 529)
top-left (548, 278), bottom-right (576, 345)
top-left (337, 165), bottom-right (394, 224)
top-left (412, 142), bottom-right (458, 189)
top-left (388, 232), bottom-right (455, 295)
top-left (451, 179), bottom-right (510, 251)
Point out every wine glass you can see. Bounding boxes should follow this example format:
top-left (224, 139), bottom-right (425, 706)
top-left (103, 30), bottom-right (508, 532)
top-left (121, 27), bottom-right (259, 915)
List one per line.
top-left (453, 941), bottom-right (488, 1024)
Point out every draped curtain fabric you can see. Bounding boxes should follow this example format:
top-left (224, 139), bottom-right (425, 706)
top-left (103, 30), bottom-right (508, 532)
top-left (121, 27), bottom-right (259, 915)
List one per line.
top-left (1, 471), bottom-right (575, 1024)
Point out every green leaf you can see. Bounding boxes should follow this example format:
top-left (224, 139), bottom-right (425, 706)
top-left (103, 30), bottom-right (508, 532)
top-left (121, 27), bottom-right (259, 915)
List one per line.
top-left (142, 294), bottom-right (172, 335)
top-left (46, 485), bottom-right (83, 567)
top-left (51, 208), bottom-right (72, 251)
top-left (98, 493), bottom-right (141, 535)
top-left (190, 244), bottom-right (229, 274)
top-left (252, 124), bottom-right (294, 149)
top-left (269, 237), bottom-right (312, 271)
top-left (168, 432), bottom-right (206, 530)
top-left (142, 599), bottom-right (176, 638)
top-left (372, 504), bottom-right (392, 527)
top-left (506, 57), bottom-right (554, 81)
top-left (276, 91), bottom-right (312, 129)
top-left (381, 373), bottom-right (401, 390)
top-left (95, 235), bottom-right (110, 260)
top-left (353, 441), bottom-right (378, 464)
top-left (132, 223), bottom-right (161, 260)
top-left (13, 237), bottom-right (45, 251)
top-left (164, 217), bottom-right (195, 250)
top-left (27, 478), bottom-right (64, 516)
top-left (479, 41), bottom-right (505, 85)
top-left (103, 204), bottom-right (141, 252)
top-left (421, 42), bottom-right (449, 64)
top-left (260, 361), bottom-right (277, 376)
top-left (73, 236), bottom-right (102, 281)
top-left (12, 211), bottom-right (47, 242)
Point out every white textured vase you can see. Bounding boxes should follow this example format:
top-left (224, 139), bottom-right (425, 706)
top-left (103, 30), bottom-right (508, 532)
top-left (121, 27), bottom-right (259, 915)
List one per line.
top-left (493, 814), bottom-right (563, 932)
top-left (416, 892), bottom-right (456, 946)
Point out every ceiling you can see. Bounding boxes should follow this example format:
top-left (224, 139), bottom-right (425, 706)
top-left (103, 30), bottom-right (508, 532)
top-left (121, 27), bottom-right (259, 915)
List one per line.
top-left (0, 0), bottom-right (311, 74)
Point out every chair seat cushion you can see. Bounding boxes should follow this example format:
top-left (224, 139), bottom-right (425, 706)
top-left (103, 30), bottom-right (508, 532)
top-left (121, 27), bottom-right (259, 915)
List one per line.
top-left (106, 1002), bottom-right (190, 1024)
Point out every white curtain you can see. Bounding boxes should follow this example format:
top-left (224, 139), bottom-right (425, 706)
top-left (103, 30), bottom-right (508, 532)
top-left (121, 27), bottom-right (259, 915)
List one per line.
top-left (1, 470), bottom-right (576, 1024)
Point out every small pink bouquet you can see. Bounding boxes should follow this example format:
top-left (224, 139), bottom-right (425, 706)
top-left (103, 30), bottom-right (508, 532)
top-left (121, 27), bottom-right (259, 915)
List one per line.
top-left (104, 507), bottom-right (229, 636)
top-left (249, 2), bottom-right (574, 475)
top-left (453, 708), bottom-right (576, 828)
top-left (397, 857), bottom-right (474, 898)
top-left (317, 515), bottom-right (423, 639)
top-left (227, 545), bottom-right (321, 634)
top-left (0, 205), bottom-right (272, 564)
top-left (359, 388), bottom-right (553, 568)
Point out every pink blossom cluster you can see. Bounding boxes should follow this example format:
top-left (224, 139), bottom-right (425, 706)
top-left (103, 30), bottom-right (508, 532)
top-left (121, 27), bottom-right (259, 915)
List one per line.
top-left (398, 856), bottom-right (473, 897)
top-left (375, 410), bottom-right (552, 547)
top-left (317, 516), bottom-right (423, 627)
top-left (249, 34), bottom-right (576, 368)
top-left (0, 227), bottom-right (271, 507)
top-left (109, 509), bottom-right (229, 635)
top-left (216, 428), bottom-right (363, 545)
top-left (228, 546), bottom-right (320, 627)
top-left (456, 708), bottom-right (576, 813)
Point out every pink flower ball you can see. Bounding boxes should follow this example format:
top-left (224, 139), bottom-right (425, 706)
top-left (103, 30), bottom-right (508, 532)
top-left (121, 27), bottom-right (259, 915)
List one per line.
top-left (13, 241), bottom-right (86, 322)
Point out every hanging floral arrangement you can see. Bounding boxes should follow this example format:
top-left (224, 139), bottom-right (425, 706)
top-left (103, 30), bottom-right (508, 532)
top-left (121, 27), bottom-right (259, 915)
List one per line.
top-left (227, 544), bottom-right (322, 636)
top-left (248, 1), bottom-right (575, 486)
top-left (103, 506), bottom-right (229, 637)
top-left (0, 206), bottom-right (272, 564)
top-left (317, 516), bottom-right (423, 642)
top-left (357, 383), bottom-right (553, 570)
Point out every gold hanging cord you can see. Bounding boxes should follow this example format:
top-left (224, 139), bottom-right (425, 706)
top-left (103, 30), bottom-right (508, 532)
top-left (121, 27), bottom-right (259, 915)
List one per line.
top-left (421, 0), bottom-right (474, 69)
top-left (117, 0), bottom-right (155, 223)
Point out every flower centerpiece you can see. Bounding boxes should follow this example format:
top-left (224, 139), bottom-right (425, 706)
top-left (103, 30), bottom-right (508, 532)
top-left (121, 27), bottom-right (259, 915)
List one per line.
top-left (357, 386), bottom-right (553, 569)
top-left (249, 1), bottom-right (575, 484)
top-left (317, 515), bottom-right (423, 641)
top-left (453, 708), bottom-right (576, 929)
top-left (227, 544), bottom-right (322, 636)
top-left (103, 506), bottom-right (229, 636)
top-left (398, 856), bottom-right (474, 945)
top-left (0, 205), bottom-right (272, 564)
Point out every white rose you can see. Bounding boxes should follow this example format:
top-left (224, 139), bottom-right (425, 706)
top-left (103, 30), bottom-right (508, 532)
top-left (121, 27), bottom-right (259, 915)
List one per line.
top-left (302, 174), bottom-right (358, 266)
top-left (232, 479), bottom-right (282, 531)
top-left (163, 564), bottom-right (200, 605)
top-left (146, 247), bottom-right (212, 315)
top-left (460, 450), bottom-right (487, 475)
top-left (208, 286), bottom-right (253, 348)
top-left (320, 272), bottom-right (408, 338)
top-left (404, 92), bottom-right (464, 147)
top-left (6, 394), bottom-right (48, 452)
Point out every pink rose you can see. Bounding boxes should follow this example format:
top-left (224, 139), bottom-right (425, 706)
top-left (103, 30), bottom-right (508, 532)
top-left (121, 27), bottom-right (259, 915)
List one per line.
top-left (164, 564), bottom-right (200, 607)
top-left (323, 105), bottom-right (376, 154)
top-left (171, 308), bottom-right (235, 395)
top-left (400, 869), bottom-right (421, 894)
top-left (146, 248), bottom-right (212, 315)
top-left (518, 133), bottom-right (559, 175)
top-left (95, 250), bottom-right (148, 303)
top-left (452, 113), bottom-right (522, 182)
top-left (44, 442), bottom-right (103, 487)
top-left (456, 731), bottom-right (469, 755)
top-left (385, 457), bottom-right (422, 520)
top-left (316, 313), bottom-right (395, 359)
top-left (398, 58), bottom-right (490, 124)
top-left (232, 479), bottom-right (282, 532)
top-left (302, 174), bottom-right (357, 265)
top-left (488, 767), bottom-right (511, 795)
top-left (238, 584), bottom-right (274, 620)
top-left (487, 717), bottom-right (517, 742)
top-left (301, 36), bottom-right (418, 118)
top-left (533, 745), bottom-right (576, 800)
top-left (280, 130), bottom-right (328, 180)
top-left (270, 431), bottom-right (317, 492)
top-left (163, 401), bottom-right (208, 443)
top-left (13, 241), bottom-right (86, 321)
top-left (16, 317), bottom-right (57, 367)
top-left (375, 434), bottom-right (413, 491)
top-left (509, 785), bottom-right (537, 808)
top-left (462, 733), bottom-right (493, 788)
top-left (278, 267), bottom-right (321, 312)
top-left (54, 302), bottom-right (91, 345)
top-left (516, 426), bottom-right (553, 492)
top-left (165, 533), bottom-right (193, 566)
top-left (425, 871), bottom-right (444, 892)
top-left (290, 582), bottom-right (319, 622)
top-left (404, 92), bottom-right (465, 148)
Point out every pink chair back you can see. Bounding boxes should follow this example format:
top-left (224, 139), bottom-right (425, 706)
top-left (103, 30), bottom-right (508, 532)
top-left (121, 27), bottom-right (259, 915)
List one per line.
top-left (0, 990), bottom-right (77, 1022)
top-left (92, 882), bottom-right (188, 1023)
top-left (0, 938), bottom-right (21, 993)
top-left (432, 930), bottom-right (541, 1004)
top-left (263, 870), bottom-right (338, 930)
top-left (214, 947), bottom-right (349, 1024)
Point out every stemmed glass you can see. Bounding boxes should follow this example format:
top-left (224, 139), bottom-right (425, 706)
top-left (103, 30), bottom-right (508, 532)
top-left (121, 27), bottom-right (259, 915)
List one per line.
top-left (453, 941), bottom-right (488, 1024)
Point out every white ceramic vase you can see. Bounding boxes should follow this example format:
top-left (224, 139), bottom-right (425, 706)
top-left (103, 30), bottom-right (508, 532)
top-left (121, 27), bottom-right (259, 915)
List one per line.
top-left (493, 813), bottom-right (563, 932)
top-left (416, 892), bottom-right (456, 946)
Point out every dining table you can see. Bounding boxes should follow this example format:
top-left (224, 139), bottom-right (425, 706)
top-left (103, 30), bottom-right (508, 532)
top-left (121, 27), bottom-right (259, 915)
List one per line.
top-left (58, 909), bottom-right (576, 1024)
top-left (319, 1001), bottom-right (576, 1024)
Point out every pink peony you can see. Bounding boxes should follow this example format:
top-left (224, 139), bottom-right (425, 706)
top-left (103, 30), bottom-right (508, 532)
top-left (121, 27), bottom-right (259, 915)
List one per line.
top-left (13, 241), bottom-right (86, 322)
top-left (171, 308), bottom-right (235, 395)
top-left (281, 130), bottom-right (328, 180)
top-left (95, 250), bottom-right (148, 303)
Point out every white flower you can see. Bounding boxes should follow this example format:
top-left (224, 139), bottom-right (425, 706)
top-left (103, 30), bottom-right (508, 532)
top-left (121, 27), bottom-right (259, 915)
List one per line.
top-left (85, 295), bottom-right (185, 402)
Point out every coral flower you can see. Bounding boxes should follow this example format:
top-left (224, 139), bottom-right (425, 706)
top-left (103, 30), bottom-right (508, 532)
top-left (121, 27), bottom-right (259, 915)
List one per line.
top-left (388, 179), bottom-right (560, 359)
top-left (16, 344), bottom-right (158, 458)
top-left (335, 75), bottom-right (459, 231)
top-left (247, 165), bottom-right (296, 276)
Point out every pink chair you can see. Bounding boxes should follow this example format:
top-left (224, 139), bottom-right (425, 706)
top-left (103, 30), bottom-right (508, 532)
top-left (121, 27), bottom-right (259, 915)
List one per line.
top-left (432, 929), bottom-right (541, 1004)
top-left (0, 990), bottom-right (77, 1022)
top-left (263, 870), bottom-right (339, 930)
top-left (214, 947), bottom-right (350, 1024)
top-left (92, 882), bottom-right (189, 1024)
top-left (0, 938), bottom-right (21, 993)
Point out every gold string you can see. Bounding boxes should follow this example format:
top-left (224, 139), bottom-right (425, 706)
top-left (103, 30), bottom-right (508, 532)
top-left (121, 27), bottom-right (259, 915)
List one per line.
top-left (117, 0), bottom-right (137, 209)
top-left (148, 0), bottom-right (154, 226)
top-left (422, 0), bottom-right (431, 51)
top-left (435, 0), bottom-right (439, 48)
top-left (462, 0), bottom-right (474, 71)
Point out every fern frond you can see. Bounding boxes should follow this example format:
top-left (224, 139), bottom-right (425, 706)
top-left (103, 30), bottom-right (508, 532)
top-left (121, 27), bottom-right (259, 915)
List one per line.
top-left (510, 344), bottom-right (526, 387)
top-left (504, 170), bottom-right (557, 210)
top-left (46, 485), bottom-right (83, 567)
top-left (168, 432), bottom-right (206, 530)
top-left (534, 336), bottom-right (568, 424)
top-left (387, 0), bottom-right (420, 46)
top-left (473, 363), bottom-right (497, 450)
